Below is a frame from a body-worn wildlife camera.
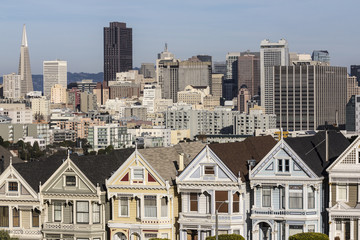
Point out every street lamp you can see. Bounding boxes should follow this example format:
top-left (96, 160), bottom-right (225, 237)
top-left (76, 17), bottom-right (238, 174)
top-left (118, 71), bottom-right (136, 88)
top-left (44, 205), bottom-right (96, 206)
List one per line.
top-left (216, 200), bottom-right (229, 240)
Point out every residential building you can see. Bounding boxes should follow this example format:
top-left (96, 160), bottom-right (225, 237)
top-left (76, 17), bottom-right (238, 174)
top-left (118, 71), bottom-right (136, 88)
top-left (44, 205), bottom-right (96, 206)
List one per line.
top-left (104, 22), bottom-right (132, 83)
top-left (80, 91), bottom-right (97, 113)
top-left (88, 124), bottom-right (133, 151)
top-left (52, 128), bottom-right (76, 142)
top-left (75, 79), bottom-right (98, 93)
top-left (170, 129), bottom-right (191, 145)
top-left (22, 136), bottom-right (46, 150)
top-left (249, 131), bottom-right (349, 239)
top-left (233, 107), bottom-right (276, 135)
top-left (3, 73), bottom-right (21, 99)
top-left (274, 65), bottom-right (347, 131)
top-left (43, 60), bottom-right (67, 97)
top-left (311, 50), bottom-right (330, 64)
top-left (31, 96), bottom-right (50, 121)
top-left (18, 24), bottom-right (33, 96)
top-left (260, 39), bottom-right (289, 113)
top-left (211, 74), bottom-right (223, 100)
top-left (238, 54), bottom-right (260, 97)
top-left (93, 82), bottom-right (110, 105)
top-left (0, 105), bottom-right (33, 124)
top-left (143, 83), bottom-right (161, 113)
top-left (50, 84), bottom-right (67, 104)
top-left (0, 123), bottom-right (49, 144)
top-left (127, 126), bottom-right (171, 147)
top-left (67, 88), bottom-right (81, 110)
top-left (124, 106), bottom-right (147, 121)
top-left (327, 135), bottom-right (360, 240)
top-left (108, 81), bottom-right (140, 99)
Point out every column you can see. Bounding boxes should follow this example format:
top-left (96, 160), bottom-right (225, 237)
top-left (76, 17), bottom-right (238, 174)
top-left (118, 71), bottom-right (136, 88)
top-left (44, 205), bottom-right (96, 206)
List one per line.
top-left (357, 218), bottom-right (360, 240)
top-left (351, 219), bottom-right (354, 240)
top-left (197, 228), bottom-right (201, 240)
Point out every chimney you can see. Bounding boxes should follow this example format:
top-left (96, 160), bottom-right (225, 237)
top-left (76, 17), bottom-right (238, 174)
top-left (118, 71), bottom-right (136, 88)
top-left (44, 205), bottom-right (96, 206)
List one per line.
top-left (179, 153), bottom-right (184, 172)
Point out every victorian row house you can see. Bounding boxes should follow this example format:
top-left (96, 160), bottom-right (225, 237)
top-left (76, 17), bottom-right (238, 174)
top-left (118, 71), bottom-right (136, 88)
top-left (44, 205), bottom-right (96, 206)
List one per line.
top-left (0, 132), bottom-right (354, 240)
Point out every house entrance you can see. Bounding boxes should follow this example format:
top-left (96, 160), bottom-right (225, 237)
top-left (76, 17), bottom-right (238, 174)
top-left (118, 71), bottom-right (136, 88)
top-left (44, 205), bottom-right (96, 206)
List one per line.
top-left (259, 222), bottom-right (272, 240)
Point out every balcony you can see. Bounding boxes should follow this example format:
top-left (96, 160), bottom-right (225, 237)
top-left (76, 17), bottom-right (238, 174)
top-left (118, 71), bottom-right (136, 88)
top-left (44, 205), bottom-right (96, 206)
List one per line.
top-left (251, 209), bottom-right (317, 216)
top-left (179, 213), bottom-right (243, 224)
top-left (43, 222), bottom-right (103, 232)
top-left (8, 229), bottom-right (42, 236)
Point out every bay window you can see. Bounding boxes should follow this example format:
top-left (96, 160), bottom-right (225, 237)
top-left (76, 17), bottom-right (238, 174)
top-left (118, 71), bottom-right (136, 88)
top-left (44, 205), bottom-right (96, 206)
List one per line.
top-left (215, 191), bottom-right (228, 213)
top-left (54, 203), bottom-right (62, 222)
top-left (289, 185), bottom-right (303, 209)
top-left (308, 188), bottom-right (315, 209)
top-left (144, 196), bottom-right (157, 218)
top-left (233, 192), bottom-right (240, 213)
top-left (262, 187), bottom-right (271, 207)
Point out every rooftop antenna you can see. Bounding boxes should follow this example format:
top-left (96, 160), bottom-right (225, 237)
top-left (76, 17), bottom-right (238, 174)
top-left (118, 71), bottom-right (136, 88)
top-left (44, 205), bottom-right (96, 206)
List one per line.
top-left (165, 43), bottom-right (168, 52)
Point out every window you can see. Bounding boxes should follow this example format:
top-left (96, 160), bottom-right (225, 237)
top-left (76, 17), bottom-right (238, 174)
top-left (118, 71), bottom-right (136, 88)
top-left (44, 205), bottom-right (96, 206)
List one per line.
top-left (205, 192), bottom-right (211, 214)
top-left (144, 196), bottom-right (157, 218)
top-left (308, 188), bottom-right (315, 209)
top-left (161, 233), bottom-right (168, 239)
top-left (13, 208), bottom-right (19, 227)
top-left (215, 191), bottom-right (228, 213)
top-left (233, 192), bottom-right (240, 213)
top-left (204, 166), bottom-right (215, 175)
top-left (76, 201), bottom-right (89, 223)
top-left (190, 193), bottom-right (198, 212)
top-left (278, 159), bottom-right (283, 172)
top-left (161, 197), bottom-right (168, 217)
top-left (93, 203), bottom-right (100, 223)
top-left (66, 176), bottom-right (76, 186)
top-left (280, 187), bottom-right (285, 209)
top-left (337, 184), bottom-right (347, 201)
top-left (285, 159), bottom-right (290, 172)
top-left (133, 169), bottom-right (144, 179)
top-left (262, 187), bottom-right (271, 207)
top-left (54, 203), bottom-right (62, 222)
top-left (32, 209), bottom-right (40, 227)
top-left (289, 225), bottom-right (303, 236)
top-left (289, 185), bottom-right (303, 209)
top-left (8, 182), bottom-right (18, 191)
top-left (0, 206), bottom-right (9, 227)
top-left (119, 197), bottom-right (129, 217)
top-left (336, 220), bottom-right (342, 231)
top-left (308, 225), bottom-right (315, 233)
top-left (136, 198), bottom-right (141, 218)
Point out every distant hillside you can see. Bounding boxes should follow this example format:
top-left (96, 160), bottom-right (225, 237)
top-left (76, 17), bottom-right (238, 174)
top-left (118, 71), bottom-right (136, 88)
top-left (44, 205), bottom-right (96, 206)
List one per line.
top-left (0, 72), bottom-right (103, 92)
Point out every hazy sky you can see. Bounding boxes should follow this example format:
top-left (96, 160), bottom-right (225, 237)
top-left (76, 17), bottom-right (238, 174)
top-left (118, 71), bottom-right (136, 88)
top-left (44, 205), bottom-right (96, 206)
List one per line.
top-left (0, 0), bottom-right (359, 75)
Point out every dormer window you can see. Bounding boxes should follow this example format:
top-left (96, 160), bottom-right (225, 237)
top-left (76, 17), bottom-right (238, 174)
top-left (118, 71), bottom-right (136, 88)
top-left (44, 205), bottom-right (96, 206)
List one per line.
top-left (66, 176), bottom-right (76, 186)
top-left (8, 182), bottom-right (18, 191)
top-left (133, 169), bottom-right (144, 180)
top-left (204, 166), bottom-right (215, 175)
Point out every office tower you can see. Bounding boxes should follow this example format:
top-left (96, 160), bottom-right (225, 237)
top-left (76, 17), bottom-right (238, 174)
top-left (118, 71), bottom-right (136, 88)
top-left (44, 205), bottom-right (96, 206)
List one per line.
top-left (211, 74), bottom-right (224, 98)
top-left (226, 52), bottom-right (241, 81)
top-left (196, 55), bottom-right (212, 63)
top-left (237, 86), bottom-right (251, 113)
top-left (140, 63), bottom-right (155, 78)
top-left (104, 22), bottom-right (133, 83)
top-left (260, 39), bottom-right (289, 114)
top-left (3, 73), bottom-right (21, 99)
top-left (274, 65), bottom-right (347, 131)
top-left (346, 95), bottom-right (360, 132)
top-left (178, 57), bottom-right (211, 92)
top-left (350, 65), bottom-right (360, 83)
top-left (213, 62), bottom-right (227, 75)
top-left (18, 24), bottom-right (33, 96)
top-left (311, 50), bottom-right (330, 64)
top-left (43, 60), bottom-right (67, 97)
top-left (238, 54), bottom-right (260, 97)
top-left (347, 75), bottom-right (360, 102)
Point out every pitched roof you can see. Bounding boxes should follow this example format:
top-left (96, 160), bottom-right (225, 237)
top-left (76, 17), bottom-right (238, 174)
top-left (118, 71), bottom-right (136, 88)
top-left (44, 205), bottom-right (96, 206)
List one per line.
top-left (139, 142), bottom-right (205, 185)
top-left (0, 146), bottom-right (23, 174)
top-left (209, 135), bottom-right (277, 181)
top-left (284, 131), bottom-right (349, 177)
top-left (13, 148), bottom-right (134, 192)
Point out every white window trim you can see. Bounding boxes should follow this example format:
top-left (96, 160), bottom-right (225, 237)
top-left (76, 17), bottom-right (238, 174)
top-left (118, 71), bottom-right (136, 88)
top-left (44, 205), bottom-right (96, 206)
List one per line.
top-left (276, 158), bottom-right (291, 173)
top-left (64, 175), bottom-right (77, 187)
top-left (131, 167), bottom-right (145, 182)
top-left (336, 184), bottom-right (349, 202)
top-left (118, 197), bottom-right (130, 217)
top-left (160, 196), bottom-right (168, 218)
top-left (202, 164), bottom-right (216, 177)
top-left (189, 193), bottom-right (199, 213)
top-left (53, 203), bottom-right (63, 223)
top-left (6, 180), bottom-right (20, 195)
top-left (261, 187), bottom-right (272, 208)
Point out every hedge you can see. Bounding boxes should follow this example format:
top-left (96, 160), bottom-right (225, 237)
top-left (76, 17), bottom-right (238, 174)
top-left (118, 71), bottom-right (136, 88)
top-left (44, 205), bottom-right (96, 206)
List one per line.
top-left (289, 232), bottom-right (329, 240)
top-left (206, 234), bottom-right (245, 240)
top-left (149, 238), bottom-right (170, 240)
top-left (0, 230), bottom-right (18, 240)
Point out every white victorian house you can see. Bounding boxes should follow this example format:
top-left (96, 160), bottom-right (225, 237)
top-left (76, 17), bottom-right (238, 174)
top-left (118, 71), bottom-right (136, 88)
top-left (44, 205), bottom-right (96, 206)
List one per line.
top-left (249, 131), bottom-right (349, 240)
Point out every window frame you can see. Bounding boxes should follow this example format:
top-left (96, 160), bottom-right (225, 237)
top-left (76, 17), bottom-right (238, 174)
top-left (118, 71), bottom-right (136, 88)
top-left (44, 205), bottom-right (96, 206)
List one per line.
top-left (0, 206), bottom-right (9, 227)
top-left (12, 208), bottom-right (20, 228)
top-left (204, 165), bottom-right (215, 175)
top-left (215, 191), bottom-right (228, 213)
top-left (262, 187), bottom-right (271, 207)
top-left (232, 192), bottom-right (240, 213)
top-left (76, 201), bottom-right (89, 224)
top-left (32, 209), bottom-right (40, 227)
top-left (308, 188), bottom-right (315, 209)
top-left (92, 203), bottom-right (101, 224)
top-left (161, 197), bottom-right (168, 218)
top-left (54, 203), bottom-right (62, 222)
top-left (118, 197), bottom-right (129, 217)
top-left (144, 195), bottom-right (157, 218)
top-left (8, 182), bottom-right (19, 192)
top-left (289, 185), bottom-right (303, 209)
top-left (190, 193), bottom-right (198, 212)
top-left (65, 175), bottom-right (76, 187)
top-left (336, 184), bottom-right (348, 202)
top-left (132, 168), bottom-right (144, 180)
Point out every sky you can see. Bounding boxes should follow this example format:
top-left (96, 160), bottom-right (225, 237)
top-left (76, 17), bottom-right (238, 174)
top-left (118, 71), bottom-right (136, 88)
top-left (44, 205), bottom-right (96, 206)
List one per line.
top-left (0, 0), bottom-right (359, 75)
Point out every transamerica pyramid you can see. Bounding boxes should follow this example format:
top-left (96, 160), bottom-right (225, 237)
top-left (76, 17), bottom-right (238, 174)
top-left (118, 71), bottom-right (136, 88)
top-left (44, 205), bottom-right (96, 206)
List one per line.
top-left (18, 24), bottom-right (33, 96)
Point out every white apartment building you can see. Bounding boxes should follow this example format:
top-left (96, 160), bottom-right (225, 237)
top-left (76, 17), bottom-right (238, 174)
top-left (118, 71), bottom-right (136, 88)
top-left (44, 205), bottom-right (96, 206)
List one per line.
top-left (127, 126), bottom-right (171, 147)
top-left (260, 39), bottom-right (289, 114)
top-left (43, 60), bottom-right (67, 97)
top-left (0, 107), bottom-right (33, 124)
top-left (50, 84), bottom-right (67, 104)
top-left (143, 83), bottom-right (161, 113)
top-left (30, 97), bottom-right (50, 121)
top-left (3, 73), bottom-right (21, 99)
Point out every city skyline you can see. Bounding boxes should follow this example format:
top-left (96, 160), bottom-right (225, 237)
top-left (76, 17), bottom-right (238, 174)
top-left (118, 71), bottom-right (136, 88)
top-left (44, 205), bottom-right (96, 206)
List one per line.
top-left (0, 0), bottom-right (359, 75)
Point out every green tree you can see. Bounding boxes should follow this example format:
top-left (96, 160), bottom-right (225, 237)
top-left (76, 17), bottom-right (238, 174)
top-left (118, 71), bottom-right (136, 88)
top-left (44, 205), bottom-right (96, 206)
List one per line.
top-left (206, 234), bottom-right (245, 240)
top-left (0, 136), bottom-right (4, 146)
top-left (0, 229), bottom-right (19, 239)
top-left (105, 145), bottom-right (114, 154)
top-left (289, 232), bottom-right (329, 240)
top-left (97, 149), bottom-right (106, 155)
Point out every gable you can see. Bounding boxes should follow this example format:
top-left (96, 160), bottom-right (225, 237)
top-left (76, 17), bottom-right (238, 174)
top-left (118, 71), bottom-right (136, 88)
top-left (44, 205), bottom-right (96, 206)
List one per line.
top-left (41, 158), bottom-right (97, 194)
top-left (251, 140), bottom-right (318, 179)
top-left (107, 150), bottom-right (166, 188)
top-left (329, 139), bottom-right (360, 172)
top-left (0, 165), bottom-right (38, 199)
top-left (177, 146), bottom-right (238, 183)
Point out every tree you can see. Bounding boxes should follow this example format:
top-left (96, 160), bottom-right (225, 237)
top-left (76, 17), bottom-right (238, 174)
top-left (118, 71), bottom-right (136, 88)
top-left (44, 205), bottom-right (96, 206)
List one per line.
top-left (97, 149), bottom-right (106, 155)
top-left (105, 145), bottom-right (114, 154)
top-left (89, 151), bottom-right (97, 155)
top-left (0, 229), bottom-right (19, 240)
top-left (289, 232), bottom-right (329, 240)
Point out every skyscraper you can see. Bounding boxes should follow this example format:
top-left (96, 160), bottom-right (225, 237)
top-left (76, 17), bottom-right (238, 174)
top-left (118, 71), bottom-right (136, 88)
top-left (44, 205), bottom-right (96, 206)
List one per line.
top-left (18, 24), bottom-right (33, 96)
top-left (43, 60), bottom-right (67, 97)
top-left (260, 39), bottom-right (289, 114)
top-left (311, 50), bottom-right (330, 64)
top-left (237, 54), bottom-right (260, 97)
top-left (104, 22), bottom-right (133, 83)
top-left (350, 65), bottom-right (360, 83)
top-left (274, 64), bottom-right (347, 131)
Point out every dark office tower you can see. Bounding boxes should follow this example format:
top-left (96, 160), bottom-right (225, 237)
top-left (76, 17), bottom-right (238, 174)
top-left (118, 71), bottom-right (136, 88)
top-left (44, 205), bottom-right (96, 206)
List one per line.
top-left (238, 54), bottom-right (260, 97)
top-left (196, 55), bottom-right (212, 63)
top-left (350, 65), bottom-right (360, 83)
top-left (274, 65), bottom-right (347, 131)
top-left (104, 22), bottom-right (132, 83)
top-left (311, 50), bottom-right (330, 64)
top-left (213, 62), bottom-right (227, 75)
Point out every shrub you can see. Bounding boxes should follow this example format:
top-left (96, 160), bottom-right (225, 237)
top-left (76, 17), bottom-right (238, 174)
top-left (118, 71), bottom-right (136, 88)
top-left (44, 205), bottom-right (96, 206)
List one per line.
top-left (206, 234), bottom-right (245, 240)
top-left (0, 230), bottom-right (18, 240)
top-left (149, 238), bottom-right (170, 240)
top-left (289, 232), bottom-right (329, 240)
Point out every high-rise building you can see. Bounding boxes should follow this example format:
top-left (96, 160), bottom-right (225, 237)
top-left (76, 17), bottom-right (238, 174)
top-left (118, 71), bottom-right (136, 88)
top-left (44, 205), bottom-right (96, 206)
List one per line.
top-left (3, 73), bottom-right (21, 99)
top-left (350, 65), bottom-right (360, 83)
top-left (274, 65), bottom-right (347, 131)
top-left (260, 39), bottom-right (289, 114)
top-left (224, 52), bottom-right (241, 99)
top-left (213, 62), bottom-right (227, 75)
top-left (211, 74), bottom-right (224, 99)
top-left (311, 50), bottom-right (330, 64)
top-left (238, 54), bottom-right (260, 97)
top-left (18, 24), bottom-right (33, 96)
top-left (347, 75), bottom-right (360, 102)
top-left (237, 86), bottom-right (251, 113)
top-left (43, 60), bottom-right (67, 97)
top-left (140, 63), bottom-right (155, 78)
top-left (104, 22), bottom-right (133, 83)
